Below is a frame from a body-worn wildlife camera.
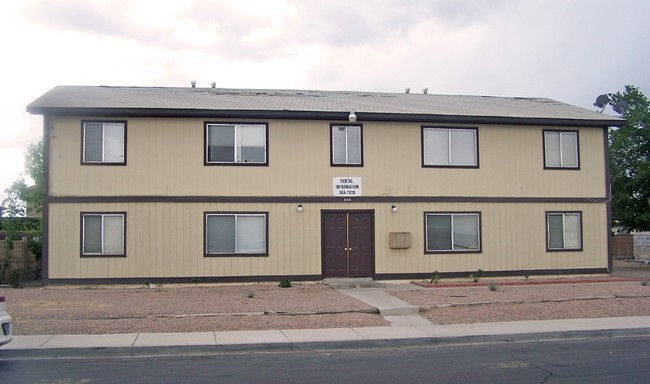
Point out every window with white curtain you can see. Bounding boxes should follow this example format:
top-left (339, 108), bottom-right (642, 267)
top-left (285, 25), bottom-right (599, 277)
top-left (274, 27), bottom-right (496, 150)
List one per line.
top-left (331, 125), bottom-right (363, 166)
top-left (205, 213), bottom-right (267, 255)
top-left (206, 123), bottom-right (267, 164)
top-left (547, 212), bottom-right (582, 250)
top-left (425, 212), bottom-right (481, 252)
top-left (422, 127), bottom-right (477, 167)
top-left (82, 213), bottom-right (125, 256)
top-left (82, 122), bottom-right (126, 164)
top-left (544, 130), bottom-right (579, 169)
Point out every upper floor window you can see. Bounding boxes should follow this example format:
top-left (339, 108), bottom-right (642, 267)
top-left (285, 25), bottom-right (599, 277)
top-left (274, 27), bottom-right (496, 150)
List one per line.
top-left (205, 123), bottom-right (268, 165)
top-left (331, 124), bottom-right (363, 166)
top-left (425, 212), bottom-right (481, 253)
top-left (422, 127), bottom-right (478, 167)
top-left (543, 130), bottom-right (579, 169)
top-left (82, 212), bottom-right (126, 257)
top-left (205, 212), bottom-right (268, 256)
top-left (547, 212), bottom-right (582, 251)
top-left (82, 121), bottom-right (126, 164)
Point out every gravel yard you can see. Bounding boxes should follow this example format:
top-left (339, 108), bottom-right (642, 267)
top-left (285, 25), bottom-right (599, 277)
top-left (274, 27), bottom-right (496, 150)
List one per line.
top-left (390, 281), bottom-right (650, 324)
top-left (0, 283), bottom-right (389, 335)
top-left (2, 260), bottom-right (649, 335)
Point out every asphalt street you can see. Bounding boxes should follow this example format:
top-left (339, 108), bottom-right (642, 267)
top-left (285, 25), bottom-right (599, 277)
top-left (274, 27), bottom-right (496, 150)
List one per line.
top-left (1, 336), bottom-right (649, 384)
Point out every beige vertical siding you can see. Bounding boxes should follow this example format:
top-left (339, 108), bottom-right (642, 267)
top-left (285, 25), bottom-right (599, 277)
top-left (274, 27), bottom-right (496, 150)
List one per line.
top-left (48, 117), bottom-right (607, 199)
top-left (47, 201), bottom-right (607, 279)
top-left (46, 115), bottom-right (608, 280)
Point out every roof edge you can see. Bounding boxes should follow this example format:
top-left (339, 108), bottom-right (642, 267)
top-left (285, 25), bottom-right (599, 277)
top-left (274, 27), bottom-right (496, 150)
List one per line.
top-left (26, 107), bottom-right (625, 127)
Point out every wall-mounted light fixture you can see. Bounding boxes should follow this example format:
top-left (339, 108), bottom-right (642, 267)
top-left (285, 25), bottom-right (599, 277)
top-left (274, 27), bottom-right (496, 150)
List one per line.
top-left (391, 205), bottom-right (398, 213)
top-left (348, 109), bottom-right (357, 122)
top-left (297, 204), bottom-right (304, 212)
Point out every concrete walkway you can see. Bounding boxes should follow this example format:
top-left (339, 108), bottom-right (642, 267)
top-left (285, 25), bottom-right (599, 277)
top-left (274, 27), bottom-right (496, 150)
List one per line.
top-left (338, 288), bottom-right (421, 316)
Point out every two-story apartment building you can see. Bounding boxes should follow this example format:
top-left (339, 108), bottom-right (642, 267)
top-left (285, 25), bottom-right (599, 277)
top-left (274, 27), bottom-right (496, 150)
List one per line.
top-left (26, 86), bottom-right (623, 284)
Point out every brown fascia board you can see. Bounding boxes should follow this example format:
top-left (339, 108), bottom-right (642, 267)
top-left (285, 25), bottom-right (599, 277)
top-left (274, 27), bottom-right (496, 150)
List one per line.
top-left (26, 106), bottom-right (626, 128)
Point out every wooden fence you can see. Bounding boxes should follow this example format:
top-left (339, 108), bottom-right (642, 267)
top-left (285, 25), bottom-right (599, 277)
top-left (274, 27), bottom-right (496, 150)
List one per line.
top-left (612, 234), bottom-right (634, 259)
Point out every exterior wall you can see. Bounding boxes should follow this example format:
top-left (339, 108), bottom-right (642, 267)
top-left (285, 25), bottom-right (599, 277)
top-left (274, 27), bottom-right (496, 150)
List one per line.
top-left (44, 115), bottom-right (609, 281)
top-left (48, 117), bottom-right (606, 199)
top-left (47, 201), bottom-right (607, 280)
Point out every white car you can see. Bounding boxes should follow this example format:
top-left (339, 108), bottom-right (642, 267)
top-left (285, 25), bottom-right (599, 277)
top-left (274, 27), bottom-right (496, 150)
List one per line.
top-left (0, 296), bottom-right (12, 346)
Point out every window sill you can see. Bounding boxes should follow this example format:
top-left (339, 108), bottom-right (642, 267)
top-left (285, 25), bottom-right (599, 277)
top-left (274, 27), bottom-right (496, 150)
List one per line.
top-left (204, 253), bottom-right (269, 257)
top-left (81, 254), bottom-right (127, 258)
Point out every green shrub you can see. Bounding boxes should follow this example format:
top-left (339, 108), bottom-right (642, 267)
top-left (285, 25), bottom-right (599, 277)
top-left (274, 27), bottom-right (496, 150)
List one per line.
top-left (471, 268), bottom-right (485, 283)
top-left (10, 270), bottom-right (21, 288)
top-left (279, 279), bottom-right (292, 288)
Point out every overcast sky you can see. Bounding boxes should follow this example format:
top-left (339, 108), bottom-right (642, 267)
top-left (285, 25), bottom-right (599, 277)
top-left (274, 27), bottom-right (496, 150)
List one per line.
top-left (1, 0), bottom-right (649, 201)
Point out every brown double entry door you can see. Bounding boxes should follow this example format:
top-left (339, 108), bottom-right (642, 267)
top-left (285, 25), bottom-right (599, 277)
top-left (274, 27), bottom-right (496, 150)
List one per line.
top-left (321, 210), bottom-right (374, 278)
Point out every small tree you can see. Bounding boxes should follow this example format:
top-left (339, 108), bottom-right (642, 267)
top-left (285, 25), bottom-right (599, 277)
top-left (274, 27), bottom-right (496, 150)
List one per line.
top-left (1, 179), bottom-right (28, 217)
top-left (23, 140), bottom-right (44, 215)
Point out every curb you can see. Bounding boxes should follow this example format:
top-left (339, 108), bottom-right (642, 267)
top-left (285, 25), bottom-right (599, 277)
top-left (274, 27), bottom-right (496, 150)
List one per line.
top-left (2, 327), bottom-right (649, 359)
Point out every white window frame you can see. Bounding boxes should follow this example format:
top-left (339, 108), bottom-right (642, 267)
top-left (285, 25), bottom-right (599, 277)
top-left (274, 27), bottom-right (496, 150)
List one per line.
top-left (546, 212), bottom-right (582, 251)
top-left (425, 212), bottom-right (481, 253)
top-left (422, 127), bottom-right (478, 167)
top-left (331, 124), bottom-right (363, 166)
top-left (82, 121), bottom-right (126, 164)
top-left (543, 130), bottom-right (579, 169)
top-left (81, 213), bottom-right (126, 256)
top-left (205, 213), bottom-right (268, 256)
top-left (205, 123), bottom-right (268, 165)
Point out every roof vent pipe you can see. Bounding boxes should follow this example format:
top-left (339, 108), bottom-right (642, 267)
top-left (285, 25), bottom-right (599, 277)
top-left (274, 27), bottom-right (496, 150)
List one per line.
top-left (191, 81), bottom-right (196, 88)
top-left (423, 88), bottom-right (428, 94)
top-left (405, 87), bottom-right (410, 93)
top-left (211, 82), bottom-right (216, 88)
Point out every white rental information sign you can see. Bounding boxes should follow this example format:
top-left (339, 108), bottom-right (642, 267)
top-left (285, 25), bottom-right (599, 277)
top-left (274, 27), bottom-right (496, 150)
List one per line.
top-left (333, 177), bottom-right (362, 197)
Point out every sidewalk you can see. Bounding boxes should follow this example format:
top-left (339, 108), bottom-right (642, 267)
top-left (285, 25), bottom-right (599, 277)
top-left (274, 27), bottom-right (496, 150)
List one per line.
top-left (3, 316), bottom-right (650, 358)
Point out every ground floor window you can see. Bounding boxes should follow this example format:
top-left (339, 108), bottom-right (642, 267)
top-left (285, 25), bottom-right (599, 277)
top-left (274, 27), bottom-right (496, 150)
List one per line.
top-left (205, 213), bottom-right (268, 256)
top-left (81, 212), bottom-right (126, 256)
top-left (547, 212), bottom-right (582, 251)
top-left (425, 212), bottom-right (481, 253)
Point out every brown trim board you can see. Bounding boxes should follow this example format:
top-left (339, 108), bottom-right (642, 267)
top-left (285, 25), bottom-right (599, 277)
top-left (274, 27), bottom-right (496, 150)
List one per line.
top-left (44, 268), bottom-right (609, 285)
top-left (48, 195), bottom-right (611, 204)
top-left (375, 267), bottom-right (610, 281)
top-left (604, 127), bottom-right (613, 273)
top-left (46, 274), bottom-right (323, 286)
top-left (42, 116), bottom-right (51, 284)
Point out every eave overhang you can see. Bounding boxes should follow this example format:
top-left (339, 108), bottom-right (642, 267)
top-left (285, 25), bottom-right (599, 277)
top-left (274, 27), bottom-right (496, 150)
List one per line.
top-left (26, 106), bottom-right (626, 128)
